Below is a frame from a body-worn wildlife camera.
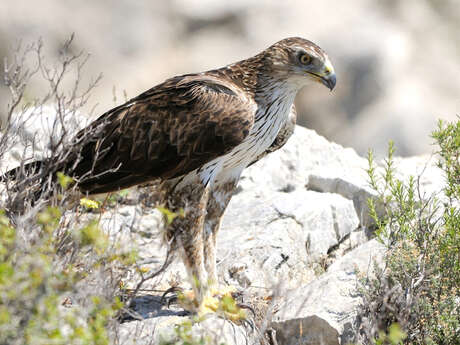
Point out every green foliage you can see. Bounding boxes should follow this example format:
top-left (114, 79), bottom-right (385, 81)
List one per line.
top-left (367, 141), bottom-right (418, 244)
top-left (160, 319), bottom-right (206, 345)
top-left (432, 119), bottom-right (460, 200)
top-left (105, 189), bottom-right (130, 206)
top-left (373, 323), bottom-right (407, 345)
top-left (80, 197), bottom-right (101, 210)
top-left (0, 37), bottom-right (142, 345)
top-left (157, 206), bottom-right (185, 226)
top-left (219, 295), bottom-right (247, 322)
top-left (362, 120), bottom-right (460, 344)
top-left (57, 171), bottom-right (75, 190)
top-left (0, 207), bottom-right (127, 345)
top-left (77, 220), bottom-right (109, 254)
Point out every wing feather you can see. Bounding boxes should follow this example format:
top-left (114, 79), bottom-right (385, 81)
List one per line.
top-left (69, 75), bottom-right (255, 193)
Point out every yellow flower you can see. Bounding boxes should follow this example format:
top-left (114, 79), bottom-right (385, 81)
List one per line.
top-left (80, 198), bottom-right (100, 209)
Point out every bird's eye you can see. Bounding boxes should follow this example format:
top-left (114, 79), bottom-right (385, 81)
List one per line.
top-left (299, 53), bottom-right (311, 65)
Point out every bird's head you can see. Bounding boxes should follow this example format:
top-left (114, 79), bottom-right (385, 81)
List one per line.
top-left (262, 37), bottom-right (336, 91)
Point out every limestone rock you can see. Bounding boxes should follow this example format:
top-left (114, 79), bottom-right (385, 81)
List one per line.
top-left (0, 105), bottom-right (91, 171)
top-left (1, 108), bottom-right (444, 345)
top-left (218, 189), bottom-right (360, 291)
top-left (271, 240), bottom-right (387, 345)
top-left (118, 314), bottom-right (250, 345)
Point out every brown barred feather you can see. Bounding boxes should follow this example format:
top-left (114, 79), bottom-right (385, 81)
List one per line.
top-left (68, 77), bottom-right (256, 193)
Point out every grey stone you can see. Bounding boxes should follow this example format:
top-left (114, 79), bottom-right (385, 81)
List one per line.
top-left (1, 105), bottom-right (445, 344)
top-left (272, 240), bottom-right (386, 345)
top-left (217, 189), bottom-right (360, 290)
top-left (117, 314), bottom-right (251, 345)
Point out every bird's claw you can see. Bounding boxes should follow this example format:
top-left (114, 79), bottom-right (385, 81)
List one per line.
top-left (236, 303), bottom-right (256, 319)
top-left (160, 286), bottom-right (183, 307)
top-left (160, 285), bottom-right (254, 326)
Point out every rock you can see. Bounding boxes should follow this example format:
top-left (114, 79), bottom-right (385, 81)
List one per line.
top-left (1, 105), bottom-right (444, 345)
top-left (0, 105), bottom-right (91, 171)
top-left (239, 126), bottom-right (369, 194)
top-left (117, 314), bottom-right (250, 345)
top-left (218, 189), bottom-right (360, 291)
top-left (271, 240), bottom-right (387, 345)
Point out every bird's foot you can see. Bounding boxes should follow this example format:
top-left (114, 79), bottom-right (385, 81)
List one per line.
top-left (198, 285), bottom-right (247, 322)
top-left (160, 286), bottom-right (184, 308)
top-left (162, 285), bottom-right (248, 323)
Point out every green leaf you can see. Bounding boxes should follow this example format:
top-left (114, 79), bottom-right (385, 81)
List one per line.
top-left (56, 171), bottom-right (74, 189)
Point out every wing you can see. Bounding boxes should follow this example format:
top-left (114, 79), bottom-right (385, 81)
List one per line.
top-left (69, 75), bottom-right (255, 194)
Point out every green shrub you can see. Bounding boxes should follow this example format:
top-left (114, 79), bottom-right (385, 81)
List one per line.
top-left (360, 120), bottom-right (460, 344)
top-left (0, 207), bottom-right (129, 345)
top-left (0, 37), bottom-right (145, 345)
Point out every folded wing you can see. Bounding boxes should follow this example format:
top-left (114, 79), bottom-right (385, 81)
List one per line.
top-left (71, 75), bottom-right (256, 194)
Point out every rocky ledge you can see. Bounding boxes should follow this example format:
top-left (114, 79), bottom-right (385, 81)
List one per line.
top-left (107, 126), bottom-right (441, 344)
top-left (1, 118), bottom-right (442, 344)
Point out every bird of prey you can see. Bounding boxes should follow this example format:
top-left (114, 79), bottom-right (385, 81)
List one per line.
top-left (6, 37), bottom-right (336, 313)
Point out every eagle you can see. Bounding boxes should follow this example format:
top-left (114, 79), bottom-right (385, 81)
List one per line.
top-left (5, 37), bottom-right (335, 312)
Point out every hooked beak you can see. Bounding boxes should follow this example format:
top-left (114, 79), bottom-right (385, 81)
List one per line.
top-left (321, 59), bottom-right (336, 91)
top-left (308, 59), bottom-right (336, 91)
top-left (321, 72), bottom-right (336, 91)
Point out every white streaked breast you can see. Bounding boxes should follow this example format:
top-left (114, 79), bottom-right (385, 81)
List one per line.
top-left (176, 81), bottom-right (297, 191)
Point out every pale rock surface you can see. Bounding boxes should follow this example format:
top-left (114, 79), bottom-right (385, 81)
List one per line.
top-left (117, 314), bottom-right (250, 345)
top-left (218, 189), bottom-right (360, 291)
top-left (271, 240), bottom-right (386, 345)
top-left (0, 110), bottom-right (444, 344)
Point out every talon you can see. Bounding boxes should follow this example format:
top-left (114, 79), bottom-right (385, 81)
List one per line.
top-left (177, 310), bottom-right (192, 317)
top-left (160, 285), bottom-right (250, 324)
top-left (237, 303), bottom-right (256, 318)
top-left (241, 317), bottom-right (256, 331)
top-left (230, 289), bottom-right (243, 300)
top-left (160, 286), bottom-right (183, 307)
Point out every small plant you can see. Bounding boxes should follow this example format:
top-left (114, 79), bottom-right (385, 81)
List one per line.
top-left (160, 318), bottom-right (211, 345)
top-left (358, 120), bottom-right (460, 344)
top-left (373, 323), bottom-right (407, 345)
top-left (0, 209), bottom-right (125, 345)
top-left (0, 37), bottom-right (142, 345)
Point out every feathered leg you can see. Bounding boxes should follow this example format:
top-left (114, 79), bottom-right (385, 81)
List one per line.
top-left (203, 181), bottom-right (237, 285)
top-left (166, 183), bottom-right (210, 305)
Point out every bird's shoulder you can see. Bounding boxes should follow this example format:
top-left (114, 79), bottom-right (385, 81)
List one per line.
top-left (129, 72), bottom-right (256, 112)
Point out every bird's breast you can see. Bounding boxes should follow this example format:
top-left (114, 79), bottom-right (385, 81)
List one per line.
top-left (175, 89), bottom-right (296, 190)
top-left (210, 92), bottom-right (296, 185)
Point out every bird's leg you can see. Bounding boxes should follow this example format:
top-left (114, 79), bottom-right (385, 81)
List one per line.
top-left (163, 180), bottom-right (246, 321)
top-left (203, 181), bottom-right (237, 286)
top-left (166, 183), bottom-right (210, 306)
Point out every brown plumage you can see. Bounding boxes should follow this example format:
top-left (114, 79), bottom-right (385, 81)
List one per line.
top-left (71, 75), bottom-right (255, 193)
top-left (7, 37), bottom-right (336, 308)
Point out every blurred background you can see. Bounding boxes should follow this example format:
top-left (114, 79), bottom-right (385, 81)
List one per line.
top-left (0, 0), bottom-right (459, 157)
